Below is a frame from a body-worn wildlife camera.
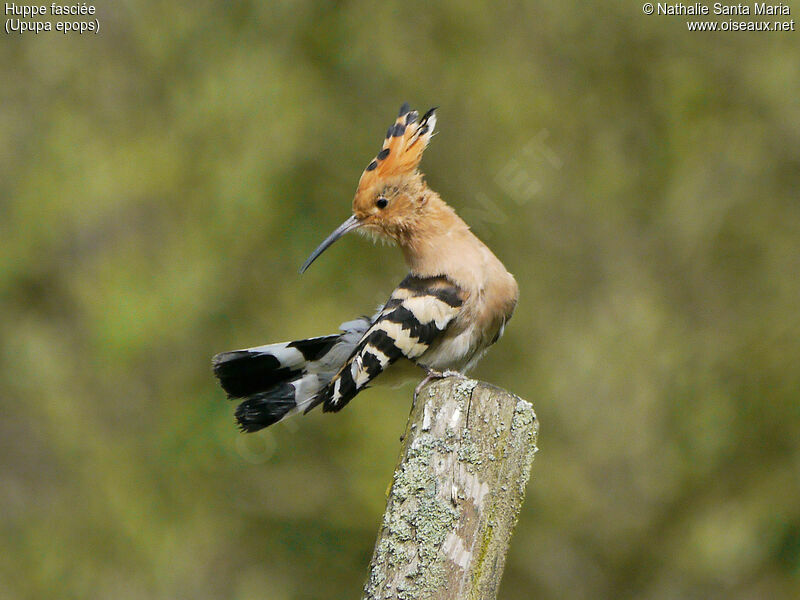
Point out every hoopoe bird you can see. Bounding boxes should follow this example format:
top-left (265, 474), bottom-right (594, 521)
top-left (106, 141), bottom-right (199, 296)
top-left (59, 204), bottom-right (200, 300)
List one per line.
top-left (213, 103), bottom-right (518, 432)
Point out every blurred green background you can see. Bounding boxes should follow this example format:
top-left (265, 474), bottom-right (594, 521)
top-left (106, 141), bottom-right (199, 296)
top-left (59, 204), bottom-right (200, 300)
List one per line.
top-left (2, 1), bottom-right (799, 598)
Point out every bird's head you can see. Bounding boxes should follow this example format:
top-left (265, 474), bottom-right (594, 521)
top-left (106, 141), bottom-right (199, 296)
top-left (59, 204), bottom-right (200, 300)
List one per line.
top-left (300, 104), bottom-right (438, 273)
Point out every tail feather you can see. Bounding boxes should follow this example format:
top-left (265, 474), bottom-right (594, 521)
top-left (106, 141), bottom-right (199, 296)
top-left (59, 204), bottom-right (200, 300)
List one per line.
top-left (213, 318), bottom-right (372, 432)
top-left (235, 384), bottom-right (297, 432)
top-left (213, 335), bottom-right (337, 399)
top-left (234, 372), bottom-right (326, 432)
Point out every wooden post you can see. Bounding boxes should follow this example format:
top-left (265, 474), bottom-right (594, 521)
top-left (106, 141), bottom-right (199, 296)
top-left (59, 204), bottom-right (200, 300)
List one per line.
top-left (362, 377), bottom-right (538, 600)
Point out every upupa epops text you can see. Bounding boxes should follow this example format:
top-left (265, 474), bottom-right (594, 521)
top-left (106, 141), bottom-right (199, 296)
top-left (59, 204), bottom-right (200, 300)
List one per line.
top-left (213, 104), bottom-right (519, 432)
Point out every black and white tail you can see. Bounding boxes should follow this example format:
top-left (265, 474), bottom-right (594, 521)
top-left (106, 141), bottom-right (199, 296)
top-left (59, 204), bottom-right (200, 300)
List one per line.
top-left (213, 318), bottom-right (369, 432)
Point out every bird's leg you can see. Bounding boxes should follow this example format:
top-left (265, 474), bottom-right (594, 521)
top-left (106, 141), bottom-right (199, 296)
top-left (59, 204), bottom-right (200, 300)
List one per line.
top-left (413, 369), bottom-right (466, 401)
top-left (414, 370), bottom-right (441, 401)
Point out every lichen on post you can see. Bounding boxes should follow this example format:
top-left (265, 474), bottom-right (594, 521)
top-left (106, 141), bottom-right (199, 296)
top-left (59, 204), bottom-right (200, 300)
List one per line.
top-left (362, 377), bottom-right (538, 600)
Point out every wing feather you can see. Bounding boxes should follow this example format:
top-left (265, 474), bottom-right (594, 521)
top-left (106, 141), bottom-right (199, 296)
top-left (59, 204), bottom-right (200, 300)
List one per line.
top-left (316, 275), bottom-right (464, 412)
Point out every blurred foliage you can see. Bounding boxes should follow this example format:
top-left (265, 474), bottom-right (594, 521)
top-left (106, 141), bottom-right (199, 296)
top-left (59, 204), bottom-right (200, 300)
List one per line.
top-left (2, 1), bottom-right (799, 599)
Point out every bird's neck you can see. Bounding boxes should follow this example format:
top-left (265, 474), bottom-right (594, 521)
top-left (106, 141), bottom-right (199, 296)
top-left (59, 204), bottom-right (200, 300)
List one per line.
top-left (397, 189), bottom-right (519, 324)
top-left (398, 193), bottom-right (491, 288)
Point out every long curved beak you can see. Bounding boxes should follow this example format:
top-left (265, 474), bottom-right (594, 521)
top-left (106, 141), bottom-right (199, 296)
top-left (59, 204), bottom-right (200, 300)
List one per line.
top-left (299, 214), bottom-right (362, 274)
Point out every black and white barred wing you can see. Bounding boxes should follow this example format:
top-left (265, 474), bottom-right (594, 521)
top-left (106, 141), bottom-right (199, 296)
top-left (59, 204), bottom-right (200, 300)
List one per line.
top-left (318, 275), bottom-right (464, 412)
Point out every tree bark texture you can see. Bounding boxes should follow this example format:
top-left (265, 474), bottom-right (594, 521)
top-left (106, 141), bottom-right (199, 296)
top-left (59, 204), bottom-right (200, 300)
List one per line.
top-left (362, 377), bottom-right (538, 600)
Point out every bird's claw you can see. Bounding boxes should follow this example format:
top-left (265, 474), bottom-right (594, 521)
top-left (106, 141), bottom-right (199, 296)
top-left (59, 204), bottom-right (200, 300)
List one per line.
top-left (413, 369), bottom-right (466, 401)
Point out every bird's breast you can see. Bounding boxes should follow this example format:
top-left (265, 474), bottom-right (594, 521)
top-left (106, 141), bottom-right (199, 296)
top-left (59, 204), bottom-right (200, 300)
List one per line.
top-left (419, 271), bottom-right (517, 373)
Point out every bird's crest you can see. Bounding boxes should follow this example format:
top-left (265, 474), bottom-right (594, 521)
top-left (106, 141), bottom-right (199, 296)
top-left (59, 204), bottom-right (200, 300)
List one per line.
top-left (357, 103), bottom-right (437, 192)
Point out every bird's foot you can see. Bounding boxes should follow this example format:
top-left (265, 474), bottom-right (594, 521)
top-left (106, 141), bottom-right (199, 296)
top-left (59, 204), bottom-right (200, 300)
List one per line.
top-left (413, 369), bottom-right (466, 401)
top-left (440, 370), bottom-right (466, 379)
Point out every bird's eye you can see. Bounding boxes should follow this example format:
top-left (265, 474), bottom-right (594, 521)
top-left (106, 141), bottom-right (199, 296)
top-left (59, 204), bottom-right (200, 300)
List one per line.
top-left (376, 197), bottom-right (388, 209)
